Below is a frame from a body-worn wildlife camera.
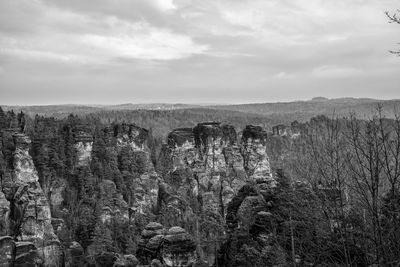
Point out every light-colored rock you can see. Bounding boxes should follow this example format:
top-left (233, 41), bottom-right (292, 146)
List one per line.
top-left (161, 123), bottom-right (248, 217)
top-left (0, 191), bottom-right (10, 235)
top-left (10, 134), bottom-right (62, 266)
top-left (137, 223), bottom-right (196, 267)
top-left (74, 141), bottom-right (93, 166)
top-left (0, 236), bottom-right (14, 266)
top-left (241, 125), bottom-right (276, 187)
top-left (98, 180), bottom-right (129, 224)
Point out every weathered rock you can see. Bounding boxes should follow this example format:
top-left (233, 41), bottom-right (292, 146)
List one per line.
top-left (4, 133), bottom-right (62, 266)
top-left (150, 259), bottom-right (163, 267)
top-left (98, 180), bottom-right (129, 224)
top-left (14, 241), bottom-right (41, 266)
top-left (162, 226), bottom-right (196, 267)
top-left (131, 172), bottom-right (159, 214)
top-left (110, 124), bottom-right (159, 214)
top-left (159, 123), bottom-right (276, 266)
top-left (137, 223), bottom-right (196, 267)
top-left (160, 122), bottom-right (247, 217)
top-left (0, 191), bottom-right (10, 235)
top-left (218, 182), bottom-right (285, 267)
top-left (113, 254), bottom-right (138, 267)
top-left (73, 126), bottom-right (93, 167)
top-left (115, 123), bottom-right (150, 152)
top-left (0, 236), bottom-right (15, 266)
top-left (64, 241), bottom-right (84, 267)
top-left (137, 222), bottom-right (165, 263)
top-left (95, 252), bottom-right (118, 267)
top-left (272, 121), bottom-right (301, 138)
top-left (241, 125), bottom-right (275, 187)
top-left (30, 119), bottom-right (66, 214)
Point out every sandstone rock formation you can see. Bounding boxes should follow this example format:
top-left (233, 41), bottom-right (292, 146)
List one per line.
top-left (218, 183), bottom-right (286, 267)
top-left (272, 121), bottom-right (301, 138)
top-left (241, 125), bottom-right (275, 187)
top-left (0, 131), bottom-right (62, 266)
top-left (159, 122), bottom-right (248, 217)
top-left (98, 180), bottom-right (129, 224)
top-left (31, 117), bottom-right (66, 213)
top-left (0, 236), bottom-right (14, 266)
top-left (108, 124), bottom-right (159, 214)
top-left (73, 126), bottom-right (94, 167)
top-left (137, 222), bottom-right (196, 267)
top-left (157, 123), bottom-right (277, 266)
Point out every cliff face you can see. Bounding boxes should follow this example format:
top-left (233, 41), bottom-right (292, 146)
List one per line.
top-left (219, 182), bottom-right (286, 267)
top-left (74, 129), bottom-right (93, 167)
top-left (157, 123), bottom-right (276, 266)
top-left (241, 125), bottom-right (275, 187)
top-left (111, 123), bottom-right (159, 214)
top-left (31, 117), bottom-right (65, 214)
top-left (0, 132), bottom-right (61, 266)
top-left (137, 222), bottom-right (196, 267)
top-left (2, 114), bottom-right (280, 266)
top-left (159, 123), bottom-right (274, 216)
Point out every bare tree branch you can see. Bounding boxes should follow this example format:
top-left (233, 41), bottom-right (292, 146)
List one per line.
top-left (386, 10), bottom-right (400, 55)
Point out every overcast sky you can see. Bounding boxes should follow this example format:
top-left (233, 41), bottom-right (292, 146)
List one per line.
top-left (0, 0), bottom-right (399, 105)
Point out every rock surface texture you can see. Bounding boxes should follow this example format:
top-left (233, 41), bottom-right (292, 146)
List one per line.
top-left (159, 122), bottom-right (252, 217)
top-left (0, 131), bottom-right (62, 266)
top-left (157, 123), bottom-right (277, 266)
top-left (137, 222), bottom-right (196, 267)
top-left (218, 182), bottom-right (286, 267)
top-left (111, 124), bottom-right (159, 214)
top-left (1, 115), bottom-right (279, 267)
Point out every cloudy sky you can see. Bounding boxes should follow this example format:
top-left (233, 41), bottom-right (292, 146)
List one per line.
top-left (0, 0), bottom-right (399, 105)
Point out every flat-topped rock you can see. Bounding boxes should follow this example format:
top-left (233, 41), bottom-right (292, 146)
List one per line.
top-left (167, 226), bottom-right (186, 235)
top-left (167, 128), bottom-right (195, 147)
top-left (242, 125), bottom-right (268, 144)
top-left (194, 122), bottom-right (237, 146)
top-left (114, 123), bottom-right (149, 147)
top-left (146, 222), bottom-right (164, 231)
top-left (137, 223), bottom-right (196, 267)
top-left (13, 133), bottom-right (31, 148)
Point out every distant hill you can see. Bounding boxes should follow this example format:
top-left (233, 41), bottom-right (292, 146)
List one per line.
top-left (205, 98), bottom-right (400, 121)
top-left (2, 98), bottom-right (400, 133)
top-left (1, 103), bottom-right (200, 118)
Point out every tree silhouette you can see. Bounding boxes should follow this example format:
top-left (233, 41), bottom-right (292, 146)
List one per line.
top-left (386, 9), bottom-right (400, 55)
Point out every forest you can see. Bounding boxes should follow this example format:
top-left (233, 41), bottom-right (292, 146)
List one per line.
top-left (0, 105), bottom-right (400, 267)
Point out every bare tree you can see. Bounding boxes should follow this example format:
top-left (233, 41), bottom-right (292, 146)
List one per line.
top-left (386, 9), bottom-right (400, 55)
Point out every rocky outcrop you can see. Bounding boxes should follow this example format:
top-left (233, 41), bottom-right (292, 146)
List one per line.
top-left (63, 241), bottom-right (84, 267)
top-left (158, 123), bottom-right (276, 266)
top-left (98, 180), bottom-right (129, 224)
top-left (0, 191), bottom-right (10, 235)
top-left (114, 124), bottom-right (150, 152)
top-left (74, 129), bottom-right (93, 167)
top-left (159, 122), bottom-right (248, 217)
top-left (137, 222), bottom-right (196, 267)
top-left (272, 121), bottom-right (301, 138)
top-left (241, 126), bottom-right (275, 187)
top-left (31, 117), bottom-right (66, 213)
top-left (0, 133), bottom-right (62, 266)
top-left (108, 124), bottom-right (159, 214)
top-left (162, 226), bottom-right (196, 267)
top-left (218, 183), bottom-right (286, 267)
top-left (0, 236), bottom-right (14, 266)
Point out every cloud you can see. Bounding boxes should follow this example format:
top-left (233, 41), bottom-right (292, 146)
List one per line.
top-left (80, 25), bottom-right (208, 60)
top-left (0, 0), bottom-right (207, 62)
top-left (0, 0), bottom-right (399, 104)
top-left (311, 65), bottom-right (364, 79)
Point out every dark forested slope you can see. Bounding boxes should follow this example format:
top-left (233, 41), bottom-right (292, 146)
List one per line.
top-left (1, 106), bottom-right (400, 266)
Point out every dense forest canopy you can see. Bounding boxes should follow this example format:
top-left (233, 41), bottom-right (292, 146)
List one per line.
top-left (1, 105), bottom-right (400, 266)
